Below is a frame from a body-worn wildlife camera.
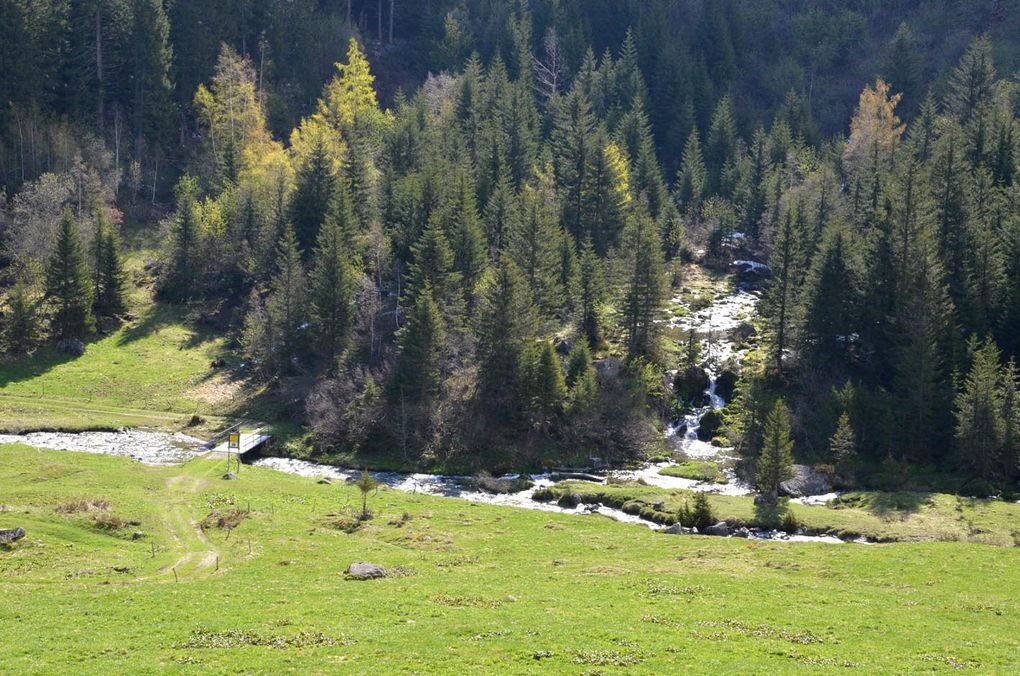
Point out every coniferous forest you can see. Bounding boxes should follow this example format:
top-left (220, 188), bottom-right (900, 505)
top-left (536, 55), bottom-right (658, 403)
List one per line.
top-left (2, 0), bottom-right (1020, 498)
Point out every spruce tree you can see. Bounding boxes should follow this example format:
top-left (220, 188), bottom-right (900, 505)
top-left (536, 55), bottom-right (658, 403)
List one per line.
top-left (829, 411), bottom-right (857, 486)
top-left (519, 340), bottom-right (567, 423)
top-left (442, 171), bottom-right (487, 304)
top-left (675, 129), bottom-right (707, 215)
top-left (577, 235), bottom-right (605, 348)
top-left (45, 211), bottom-right (95, 341)
top-left (947, 36), bottom-right (997, 124)
top-left (267, 225), bottom-right (308, 373)
top-left (393, 284), bottom-right (445, 406)
top-left (621, 213), bottom-right (665, 360)
top-left (475, 260), bottom-right (535, 407)
top-left (799, 224), bottom-right (858, 367)
top-left (405, 216), bottom-right (462, 314)
top-left (705, 96), bottom-right (738, 195)
top-left (509, 186), bottom-right (564, 319)
top-left (162, 176), bottom-right (201, 302)
top-left (310, 212), bottom-right (357, 365)
top-left (1000, 359), bottom-right (1020, 483)
top-left (4, 279), bottom-right (38, 353)
top-left (955, 338), bottom-right (1005, 486)
top-left (765, 209), bottom-right (798, 375)
top-left (552, 90), bottom-right (597, 241)
top-left (757, 399), bottom-right (795, 504)
top-left (92, 209), bottom-right (127, 316)
top-left (291, 135), bottom-right (337, 252)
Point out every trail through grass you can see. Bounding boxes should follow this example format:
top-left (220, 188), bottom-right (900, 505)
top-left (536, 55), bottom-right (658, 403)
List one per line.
top-left (1, 444), bottom-right (1018, 673)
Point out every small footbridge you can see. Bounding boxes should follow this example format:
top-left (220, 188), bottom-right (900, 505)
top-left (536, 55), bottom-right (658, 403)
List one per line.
top-left (206, 421), bottom-right (272, 465)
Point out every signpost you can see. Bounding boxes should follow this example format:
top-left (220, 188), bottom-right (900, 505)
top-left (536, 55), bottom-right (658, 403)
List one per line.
top-left (228, 432), bottom-right (241, 473)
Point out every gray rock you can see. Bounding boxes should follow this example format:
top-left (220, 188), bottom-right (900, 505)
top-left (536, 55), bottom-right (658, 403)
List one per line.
top-left (663, 523), bottom-right (697, 535)
top-left (317, 477), bottom-right (332, 485)
top-left (346, 562), bottom-right (387, 579)
top-left (697, 410), bottom-right (724, 441)
top-left (779, 465), bottom-right (833, 498)
top-left (131, 531), bottom-right (145, 541)
top-left (674, 366), bottom-right (710, 403)
top-left (57, 339), bottom-right (86, 356)
top-left (222, 472), bottom-right (239, 481)
top-left (703, 522), bottom-right (731, 537)
top-left (0, 527), bottom-right (26, 543)
top-left (96, 316), bottom-right (122, 335)
top-left (733, 322), bottom-right (757, 341)
top-left (733, 527), bottom-right (751, 539)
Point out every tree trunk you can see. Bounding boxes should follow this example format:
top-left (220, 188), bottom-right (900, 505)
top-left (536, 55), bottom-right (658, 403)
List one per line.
top-left (389, 0), bottom-right (394, 43)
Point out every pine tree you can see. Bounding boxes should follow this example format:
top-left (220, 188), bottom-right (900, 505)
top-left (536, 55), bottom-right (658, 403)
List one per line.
top-left (130, 0), bottom-right (174, 149)
top-left (675, 129), bottom-right (707, 214)
top-left (482, 172), bottom-right (518, 254)
top-left (885, 22), bottom-right (919, 113)
top-left (705, 96), bottom-right (738, 195)
top-left (4, 279), bottom-right (38, 353)
top-left (393, 284), bottom-right (445, 406)
top-left (266, 225), bottom-right (308, 372)
top-left (291, 135), bottom-right (337, 252)
top-left (509, 186), bottom-right (564, 318)
top-left (519, 339), bottom-right (567, 420)
top-left (405, 216), bottom-right (462, 314)
top-left (799, 224), bottom-right (858, 368)
top-left (955, 338), bottom-right (1005, 485)
top-left (441, 171), bottom-right (487, 304)
top-left (829, 411), bottom-right (857, 486)
top-left (621, 213), bottom-right (665, 360)
top-left (1000, 359), bottom-right (1020, 484)
top-left (932, 122), bottom-right (970, 310)
top-left (582, 137), bottom-right (631, 252)
top-left (92, 209), bottom-right (126, 316)
top-left (310, 211), bottom-right (357, 365)
top-left (765, 209), bottom-right (799, 374)
top-left (475, 260), bottom-right (535, 407)
top-left (45, 210), bottom-right (95, 341)
top-left (964, 170), bottom-right (1006, 334)
top-left (577, 235), bottom-right (605, 348)
top-left (552, 90), bottom-right (597, 242)
top-left (947, 36), bottom-right (997, 124)
top-left (757, 399), bottom-right (795, 504)
top-left (161, 176), bottom-right (201, 301)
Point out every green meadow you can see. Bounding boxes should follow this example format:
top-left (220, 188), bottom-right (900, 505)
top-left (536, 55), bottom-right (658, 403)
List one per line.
top-left (1, 444), bottom-right (1018, 674)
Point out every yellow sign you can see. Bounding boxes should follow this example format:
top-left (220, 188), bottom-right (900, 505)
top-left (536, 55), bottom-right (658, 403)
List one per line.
top-left (228, 432), bottom-right (240, 449)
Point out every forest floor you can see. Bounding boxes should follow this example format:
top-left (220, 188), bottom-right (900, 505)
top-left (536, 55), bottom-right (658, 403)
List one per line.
top-left (1, 444), bottom-right (1017, 673)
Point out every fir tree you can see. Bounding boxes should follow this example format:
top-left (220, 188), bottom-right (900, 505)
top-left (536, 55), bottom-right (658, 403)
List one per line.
top-left (509, 186), bottom-right (564, 318)
top-left (757, 399), bottom-right (795, 504)
top-left (577, 235), bottom-right (605, 348)
top-left (92, 209), bottom-right (126, 316)
top-left (393, 284), bottom-right (445, 407)
top-left (705, 96), bottom-right (738, 195)
top-left (552, 90), bottom-right (597, 242)
top-left (161, 176), bottom-right (201, 302)
top-left (405, 216), bottom-right (462, 315)
top-left (765, 209), bottom-right (798, 374)
top-left (829, 411), bottom-right (857, 486)
top-left (519, 340), bottom-right (567, 423)
top-left (955, 338), bottom-right (1005, 485)
top-left (291, 134), bottom-right (337, 252)
top-left (45, 211), bottom-right (94, 341)
top-left (311, 211), bottom-right (357, 365)
top-left (4, 279), bottom-right (38, 353)
top-left (475, 260), bottom-right (535, 408)
top-left (947, 36), bottom-right (997, 124)
top-left (621, 213), bottom-right (665, 360)
top-left (266, 225), bottom-right (308, 373)
top-left (675, 129), bottom-right (707, 215)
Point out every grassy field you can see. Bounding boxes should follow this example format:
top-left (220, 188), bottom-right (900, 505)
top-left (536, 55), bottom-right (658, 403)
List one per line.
top-left (1, 444), bottom-right (1018, 674)
top-left (544, 480), bottom-right (1020, 546)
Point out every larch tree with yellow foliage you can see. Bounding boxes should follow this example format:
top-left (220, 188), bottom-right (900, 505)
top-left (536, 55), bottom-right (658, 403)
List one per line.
top-left (844, 79), bottom-right (905, 176)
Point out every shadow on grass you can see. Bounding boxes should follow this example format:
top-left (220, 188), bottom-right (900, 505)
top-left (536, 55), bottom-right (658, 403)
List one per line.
top-left (0, 346), bottom-right (77, 389)
top-left (859, 491), bottom-right (929, 518)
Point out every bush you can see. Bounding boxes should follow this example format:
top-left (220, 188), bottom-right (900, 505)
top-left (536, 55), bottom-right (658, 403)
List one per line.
top-left (779, 509), bottom-right (800, 534)
top-left (691, 493), bottom-right (716, 530)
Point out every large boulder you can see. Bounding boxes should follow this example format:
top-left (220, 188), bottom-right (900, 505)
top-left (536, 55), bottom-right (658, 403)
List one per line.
top-left (0, 527), bottom-right (26, 543)
top-left (779, 465), bottom-right (833, 498)
top-left (703, 522), bottom-right (731, 537)
top-left (346, 562), bottom-right (387, 580)
top-left (697, 410), bottom-right (724, 441)
top-left (663, 523), bottom-right (697, 535)
top-left (674, 366), bottom-right (710, 403)
top-left (715, 369), bottom-right (739, 403)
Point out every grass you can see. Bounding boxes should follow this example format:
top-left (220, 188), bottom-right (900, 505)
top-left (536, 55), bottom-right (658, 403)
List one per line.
top-left (659, 461), bottom-right (728, 484)
top-left (545, 481), bottom-right (1020, 546)
top-left (1, 444), bottom-right (1018, 673)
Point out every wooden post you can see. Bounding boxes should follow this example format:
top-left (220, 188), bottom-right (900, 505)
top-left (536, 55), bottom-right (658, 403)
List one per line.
top-left (173, 567), bottom-right (178, 583)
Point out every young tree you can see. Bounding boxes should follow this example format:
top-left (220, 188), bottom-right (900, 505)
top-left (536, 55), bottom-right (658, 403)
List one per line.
top-left (475, 260), bottom-right (536, 407)
top-left (3, 279), bottom-right (38, 353)
top-left (576, 235), bottom-right (605, 348)
top-left (675, 129), bottom-right (707, 215)
top-left (829, 411), bottom-right (857, 486)
top-left (519, 340), bottom-right (567, 423)
top-left (45, 211), bottom-right (95, 341)
top-left (620, 213), bottom-right (665, 360)
top-left (354, 468), bottom-right (379, 520)
top-left (393, 284), bottom-right (445, 406)
top-left (290, 134), bottom-right (337, 252)
top-left (756, 399), bottom-right (795, 504)
top-left (161, 177), bottom-right (202, 301)
top-left (954, 338), bottom-right (1005, 486)
top-left (92, 209), bottom-right (127, 316)
top-left (310, 208), bottom-right (357, 365)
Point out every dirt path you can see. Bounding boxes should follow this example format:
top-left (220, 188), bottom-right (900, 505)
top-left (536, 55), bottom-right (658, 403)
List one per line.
top-left (144, 475), bottom-right (221, 581)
